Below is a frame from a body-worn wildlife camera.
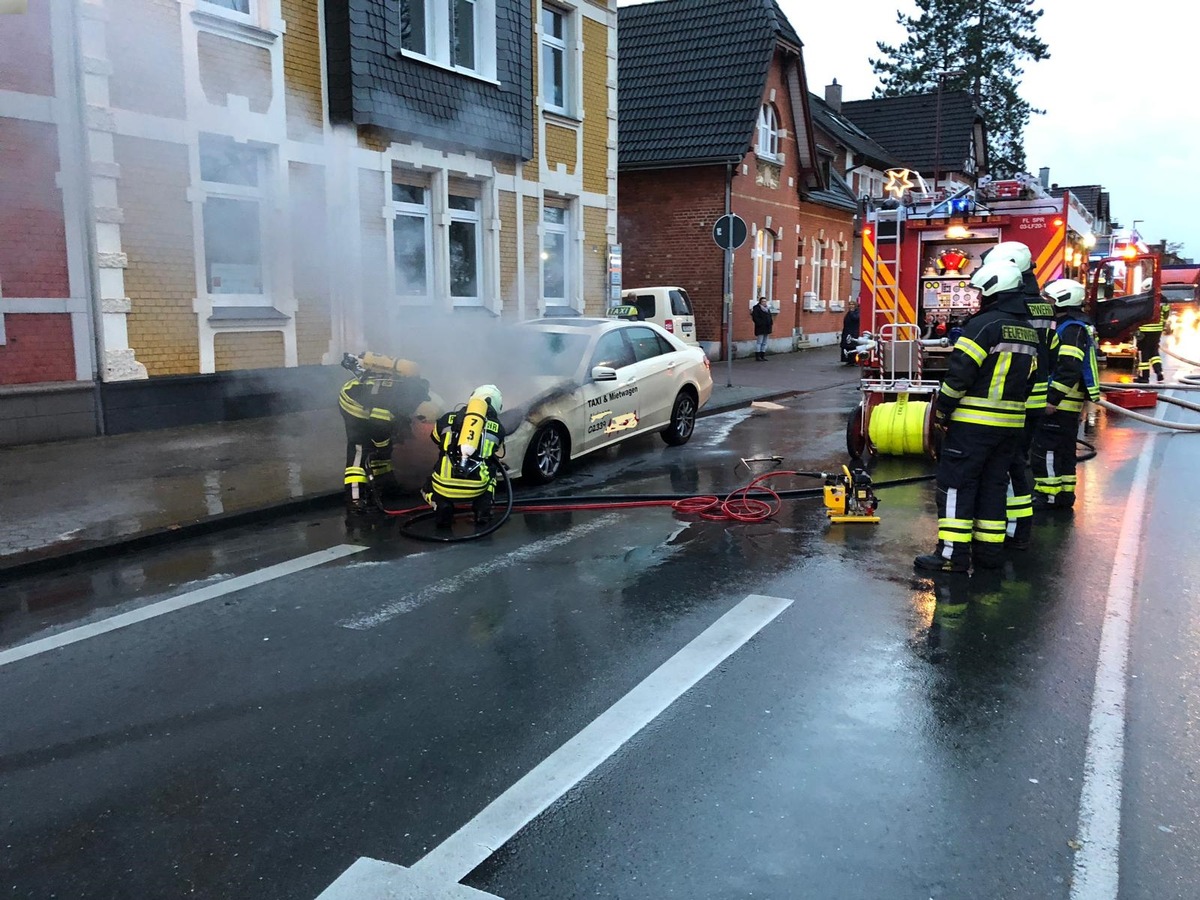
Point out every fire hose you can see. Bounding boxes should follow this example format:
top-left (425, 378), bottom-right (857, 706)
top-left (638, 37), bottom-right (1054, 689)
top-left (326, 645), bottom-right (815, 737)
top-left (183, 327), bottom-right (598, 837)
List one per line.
top-left (383, 468), bottom-right (938, 543)
top-left (1093, 344), bottom-right (1200, 431)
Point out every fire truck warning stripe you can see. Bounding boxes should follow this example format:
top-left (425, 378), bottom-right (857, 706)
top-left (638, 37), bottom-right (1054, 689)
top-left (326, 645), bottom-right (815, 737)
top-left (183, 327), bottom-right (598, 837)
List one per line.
top-left (1036, 230), bottom-right (1065, 286)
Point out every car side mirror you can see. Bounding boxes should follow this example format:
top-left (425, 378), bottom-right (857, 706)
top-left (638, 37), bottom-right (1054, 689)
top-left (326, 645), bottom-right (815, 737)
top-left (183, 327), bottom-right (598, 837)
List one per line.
top-left (591, 365), bottom-right (618, 382)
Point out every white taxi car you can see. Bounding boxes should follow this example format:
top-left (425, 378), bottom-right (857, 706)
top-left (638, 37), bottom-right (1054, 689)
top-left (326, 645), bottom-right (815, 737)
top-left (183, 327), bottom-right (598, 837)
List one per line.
top-left (498, 317), bottom-right (714, 483)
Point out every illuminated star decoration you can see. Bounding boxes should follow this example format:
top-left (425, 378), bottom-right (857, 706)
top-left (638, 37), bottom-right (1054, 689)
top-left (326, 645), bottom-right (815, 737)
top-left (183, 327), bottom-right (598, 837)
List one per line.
top-left (884, 168), bottom-right (914, 199)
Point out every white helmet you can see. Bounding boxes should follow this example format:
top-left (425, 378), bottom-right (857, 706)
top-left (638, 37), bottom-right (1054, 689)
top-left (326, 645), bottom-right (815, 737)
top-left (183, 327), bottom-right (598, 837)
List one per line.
top-left (1043, 278), bottom-right (1085, 308)
top-left (969, 260), bottom-right (1024, 298)
top-left (982, 240), bottom-right (1033, 273)
top-left (470, 383), bottom-right (503, 413)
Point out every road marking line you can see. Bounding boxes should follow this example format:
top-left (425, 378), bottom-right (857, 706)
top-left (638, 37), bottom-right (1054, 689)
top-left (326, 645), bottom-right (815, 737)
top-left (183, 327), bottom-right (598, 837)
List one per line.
top-left (316, 594), bottom-right (793, 898)
top-left (339, 515), bottom-right (621, 630)
top-left (1070, 437), bottom-right (1155, 900)
top-left (0, 545), bottom-right (367, 669)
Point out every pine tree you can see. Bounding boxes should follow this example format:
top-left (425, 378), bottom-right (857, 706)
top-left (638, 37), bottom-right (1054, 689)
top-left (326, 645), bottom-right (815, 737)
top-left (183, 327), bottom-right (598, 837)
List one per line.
top-left (870, 0), bottom-right (1049, 178)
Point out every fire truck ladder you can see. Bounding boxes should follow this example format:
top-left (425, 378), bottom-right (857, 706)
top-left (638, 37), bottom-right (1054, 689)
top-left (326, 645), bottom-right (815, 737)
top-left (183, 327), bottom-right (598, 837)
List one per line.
top-left (870, 206), bottom-right (904, 335)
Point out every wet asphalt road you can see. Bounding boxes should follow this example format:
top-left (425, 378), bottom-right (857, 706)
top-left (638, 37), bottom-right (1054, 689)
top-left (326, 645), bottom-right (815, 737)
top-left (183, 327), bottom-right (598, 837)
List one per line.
top-left (2, 383), bottom-right (1198, 899)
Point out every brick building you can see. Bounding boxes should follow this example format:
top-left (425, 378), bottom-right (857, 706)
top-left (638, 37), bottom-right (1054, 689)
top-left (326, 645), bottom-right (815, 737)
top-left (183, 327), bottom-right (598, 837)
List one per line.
top-left (616, 0), bottom-right (856, 359)
top-left (0, 0), bottom-right (617, 444)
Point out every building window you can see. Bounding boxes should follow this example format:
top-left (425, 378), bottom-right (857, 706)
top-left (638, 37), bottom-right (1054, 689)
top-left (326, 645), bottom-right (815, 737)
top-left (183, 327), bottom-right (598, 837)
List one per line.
top-left (812, 239), bottom-right (825, 300)
top-left (830, 241), bottom-right (842, 302)
top-left (754, 229), bottom-right (775, 302)
top-left (200, 134), bottom-right (268, 304)
top-left (543, 203), bottom-right (570, 303)
top-left (541, 5), bottom-right (570, 114)
top-left (400, 0), bottom-right (495, 79)
top-left (757, 104), bottom-right (779, 160)
top-left (448, 190), bottom-right (482, 305)
top-left (392, 174), bottom-right (432, 299)
top-left (201, 0), bottom-right (251, 17)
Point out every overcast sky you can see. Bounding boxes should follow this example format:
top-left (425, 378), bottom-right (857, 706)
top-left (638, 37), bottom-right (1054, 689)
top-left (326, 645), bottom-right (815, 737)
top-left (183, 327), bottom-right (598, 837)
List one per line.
top-left (618, 0), bottom-right (1198, 259)
top-left (781, 0), bottom-right (1199, 258)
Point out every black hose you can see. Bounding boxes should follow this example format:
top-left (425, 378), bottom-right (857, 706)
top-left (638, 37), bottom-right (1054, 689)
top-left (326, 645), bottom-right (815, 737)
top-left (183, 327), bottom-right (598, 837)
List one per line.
top-left (1076, 438), bottom-right (1097, 463)
top-left (397, 465), bottom-right (515, 543)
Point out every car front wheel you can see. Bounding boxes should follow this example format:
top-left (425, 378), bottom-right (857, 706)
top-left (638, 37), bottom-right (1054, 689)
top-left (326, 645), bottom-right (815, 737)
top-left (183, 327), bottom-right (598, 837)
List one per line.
top-left (661, 390), bottom-right (698, 446)
top-left (522, 421), bottom-right (568, 483)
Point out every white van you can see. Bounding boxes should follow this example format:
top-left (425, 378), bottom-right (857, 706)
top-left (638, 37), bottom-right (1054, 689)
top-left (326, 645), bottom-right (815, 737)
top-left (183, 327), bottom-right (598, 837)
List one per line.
top-left (607, 286), bottom-right (699, 346)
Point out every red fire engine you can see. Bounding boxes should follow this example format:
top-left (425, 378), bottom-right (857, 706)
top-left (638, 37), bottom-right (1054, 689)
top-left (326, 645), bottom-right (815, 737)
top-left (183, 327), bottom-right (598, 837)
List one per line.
top-left (847, 172), bottom-right (1097, 459)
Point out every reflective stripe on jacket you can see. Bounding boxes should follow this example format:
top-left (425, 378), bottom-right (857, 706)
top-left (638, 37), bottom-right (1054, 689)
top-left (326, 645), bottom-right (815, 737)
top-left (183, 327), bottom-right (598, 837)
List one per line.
top-left (937, 293), bottom-right (1040, 429)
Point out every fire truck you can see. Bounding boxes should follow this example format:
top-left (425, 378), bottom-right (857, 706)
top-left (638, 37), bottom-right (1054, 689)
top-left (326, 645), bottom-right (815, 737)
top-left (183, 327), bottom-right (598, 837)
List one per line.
top-left (847, 171), bottom-right (1097, 460)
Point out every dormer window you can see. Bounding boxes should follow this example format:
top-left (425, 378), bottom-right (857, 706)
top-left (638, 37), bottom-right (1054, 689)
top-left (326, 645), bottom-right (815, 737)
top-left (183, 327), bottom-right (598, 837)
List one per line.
top-left (757, 104), bottom-right (779, 160)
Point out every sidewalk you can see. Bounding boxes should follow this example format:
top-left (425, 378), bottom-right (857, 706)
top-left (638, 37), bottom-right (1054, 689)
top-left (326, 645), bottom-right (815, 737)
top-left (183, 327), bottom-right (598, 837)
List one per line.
top-left (0, 346), bottom-right (857, 576)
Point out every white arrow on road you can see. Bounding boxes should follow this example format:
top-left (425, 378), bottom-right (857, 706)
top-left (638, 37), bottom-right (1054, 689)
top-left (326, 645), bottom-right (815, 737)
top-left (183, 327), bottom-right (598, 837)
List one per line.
top-left (316, 593), bottom-right (794, 899)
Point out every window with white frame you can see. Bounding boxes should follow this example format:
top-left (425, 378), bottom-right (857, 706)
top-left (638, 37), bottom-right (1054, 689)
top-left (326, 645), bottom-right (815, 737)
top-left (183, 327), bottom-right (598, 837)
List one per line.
top-left (400, 0), bottom-right (496, 79)
top-left (811, 239), bottom-right (825, 301)
top-left (448, 183), bottom-right (483, 305)
top-left (541, 4), bottom-right (572, 114)
top-left (757, 104), bottom-right (779, 160)
top-left (200, 134), bottom-right (268, 305)
top-left (542, 202), bottom-right (570, 303)
top-left (754, 228), bottom-right (775, 303)
top-left (830, 241), bottom-right (842, 302)
top-left (200, 0), bottom-right (251, 17)
top-left (392, 172), bottom-right (433, 299)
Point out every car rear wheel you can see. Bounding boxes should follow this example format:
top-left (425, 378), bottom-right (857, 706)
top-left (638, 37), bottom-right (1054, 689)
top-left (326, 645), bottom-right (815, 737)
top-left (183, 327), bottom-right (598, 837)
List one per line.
top-left (661, 390), bottom-right (698, 446)
top-left (522, 421), bottom-right (568, 484)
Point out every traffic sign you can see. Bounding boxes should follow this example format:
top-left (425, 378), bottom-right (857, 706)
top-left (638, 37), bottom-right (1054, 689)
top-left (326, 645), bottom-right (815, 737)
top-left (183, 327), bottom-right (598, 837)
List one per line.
top-left (712, 213), bottom-right (747, 251)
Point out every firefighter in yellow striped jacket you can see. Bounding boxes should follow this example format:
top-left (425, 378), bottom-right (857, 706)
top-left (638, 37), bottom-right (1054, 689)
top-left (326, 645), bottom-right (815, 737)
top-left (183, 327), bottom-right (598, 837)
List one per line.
top-left (423, 385), bottom-right (506, 528)
top-left (1031, 279), bottom-right (1101, 510)
top-left (1134, 297), bottom-right (1168, 383)
top-left (339, 352), bottom-right (433, 525)
top-left (914, 260), bottom-right (1040, 574)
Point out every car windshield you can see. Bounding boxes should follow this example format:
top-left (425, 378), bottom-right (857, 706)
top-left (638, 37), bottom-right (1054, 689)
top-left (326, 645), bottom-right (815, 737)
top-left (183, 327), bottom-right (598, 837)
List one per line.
top-left (511, 330), bottom-right (591, 378)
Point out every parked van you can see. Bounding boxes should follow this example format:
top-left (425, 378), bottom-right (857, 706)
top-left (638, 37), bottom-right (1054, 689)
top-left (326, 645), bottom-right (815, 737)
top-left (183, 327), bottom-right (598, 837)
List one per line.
top-left (607, 287), bottom-right (698, 346)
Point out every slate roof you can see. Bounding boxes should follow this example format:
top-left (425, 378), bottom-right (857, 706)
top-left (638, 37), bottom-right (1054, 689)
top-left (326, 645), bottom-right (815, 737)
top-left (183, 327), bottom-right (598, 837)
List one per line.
top-left (808, 92), bottom-right (904, 171)
top-left (618, 0), bottom-right (803, 170)
top-left (1050, 184), bottom-right (1110, 221)
top-left (840, 91), bottom-right (985, 176)
top-left (805, 164), bottom-right (857, 212)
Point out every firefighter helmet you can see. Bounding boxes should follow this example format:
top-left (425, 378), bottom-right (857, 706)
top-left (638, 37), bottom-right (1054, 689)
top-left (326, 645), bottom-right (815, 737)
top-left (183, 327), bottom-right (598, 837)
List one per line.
top-left (981, 240), bottom-right (1034, 273)
top-left (471, 384), bottom-right (503, 413)
top-left (1043, 279), bottom-right (1085, 308)
top-left (969, 260), bottom-right (1023, 298)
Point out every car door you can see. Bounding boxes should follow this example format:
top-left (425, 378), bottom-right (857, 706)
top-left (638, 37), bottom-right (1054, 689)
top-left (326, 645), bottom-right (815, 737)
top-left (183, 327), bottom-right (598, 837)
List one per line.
top-left (621, 325), bottom-right (678, 429)
top-left (668, 289), bottom-right (698, 345)
top-left (581, 328), bottom-right (639, 453)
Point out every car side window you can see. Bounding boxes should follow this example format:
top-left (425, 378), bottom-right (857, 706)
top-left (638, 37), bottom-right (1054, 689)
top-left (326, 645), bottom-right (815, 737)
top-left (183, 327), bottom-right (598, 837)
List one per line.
top-left (627, 326), bottom-right (667, 362)
top-left (634, 294), bottom-right (656, 318)
top-left (591, 330), bottom-right (635, 371)
top-left (669, 289), bottom-right (693, 315)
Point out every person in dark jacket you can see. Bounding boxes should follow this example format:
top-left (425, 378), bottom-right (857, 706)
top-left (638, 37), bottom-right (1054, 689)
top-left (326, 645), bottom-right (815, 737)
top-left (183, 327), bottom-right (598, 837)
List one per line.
top-left (751, 296), bottom-right (774, 361)
top-left (840, 300), bottom-right (861, 365)
top-left (914, 260), bottom-right (1041, 574)
top-left (979, 241), bottom-right (1054, 550)
top-left (1031, 279), bottom-right (1100, 510)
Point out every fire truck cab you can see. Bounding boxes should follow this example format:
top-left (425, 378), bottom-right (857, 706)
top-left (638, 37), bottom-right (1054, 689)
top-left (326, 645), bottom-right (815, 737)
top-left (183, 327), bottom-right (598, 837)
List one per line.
top-left (847, 171), bottom-right (1096, 460)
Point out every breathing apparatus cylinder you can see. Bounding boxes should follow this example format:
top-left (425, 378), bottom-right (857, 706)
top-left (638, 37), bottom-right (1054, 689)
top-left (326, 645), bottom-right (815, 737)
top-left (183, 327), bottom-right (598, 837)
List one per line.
top-left (360, 352), bottom-right (420, 378)
top-left (457, 395), bottom-right (490, 459)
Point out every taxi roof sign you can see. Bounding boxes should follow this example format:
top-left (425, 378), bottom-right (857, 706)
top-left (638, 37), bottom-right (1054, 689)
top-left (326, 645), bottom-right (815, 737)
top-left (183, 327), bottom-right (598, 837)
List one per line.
top-left (607, 305), bottom-right (642, 320)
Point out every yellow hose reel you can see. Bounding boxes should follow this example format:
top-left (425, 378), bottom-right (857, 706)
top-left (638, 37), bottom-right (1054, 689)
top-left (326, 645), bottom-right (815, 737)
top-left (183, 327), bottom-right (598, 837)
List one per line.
top-left (866, 395), bottom-right (937, 458)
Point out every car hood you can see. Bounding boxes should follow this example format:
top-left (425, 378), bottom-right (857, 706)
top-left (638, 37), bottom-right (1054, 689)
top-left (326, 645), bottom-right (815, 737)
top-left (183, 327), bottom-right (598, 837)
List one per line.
top-left (499, 376), bottom-right (581, 434)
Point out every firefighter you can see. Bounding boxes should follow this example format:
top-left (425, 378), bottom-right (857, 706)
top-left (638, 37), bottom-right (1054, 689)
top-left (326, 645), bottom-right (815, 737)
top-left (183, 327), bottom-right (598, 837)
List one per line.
top-left (914, 260), bottom-right (1041, 574)
top-left (979, 241), bottom-right (1054, 549)
top-left (339, 352), bottom-right (433, 526)
top-left (423, 384), bottom-right (506, 528)
top-left (1031, 279), bottom-right (1101, 511)
top-left (1134, 298), bottom-right (1168, 383)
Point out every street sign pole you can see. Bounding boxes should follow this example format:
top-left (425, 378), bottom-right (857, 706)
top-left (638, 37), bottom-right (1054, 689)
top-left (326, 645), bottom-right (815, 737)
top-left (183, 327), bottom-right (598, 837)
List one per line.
top-left (712, 212), bottom-right (747, 388)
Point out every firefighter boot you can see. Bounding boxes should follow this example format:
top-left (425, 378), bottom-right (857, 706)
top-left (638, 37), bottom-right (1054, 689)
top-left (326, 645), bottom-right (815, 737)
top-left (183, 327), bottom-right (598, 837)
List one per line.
top-left (433, 499), bottom-right (456, 529)
top-left (914, 541), bottom-right (970, 574)
top-left (473, 494), bottom-right (494, 526)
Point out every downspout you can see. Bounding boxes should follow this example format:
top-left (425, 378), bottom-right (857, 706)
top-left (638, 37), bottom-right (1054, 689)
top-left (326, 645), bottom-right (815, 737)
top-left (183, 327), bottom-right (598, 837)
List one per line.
top-left (67, 0), bottom-right (107, 435)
